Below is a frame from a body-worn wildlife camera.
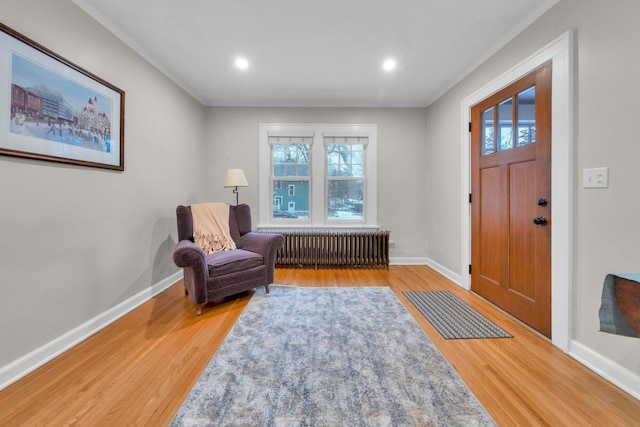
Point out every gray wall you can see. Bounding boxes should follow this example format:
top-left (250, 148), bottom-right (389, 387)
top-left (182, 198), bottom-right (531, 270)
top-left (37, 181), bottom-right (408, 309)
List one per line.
top-left (425, 0), bottom-right (640, 375)
top-left (3, 0), bottom-right (639, 390)
top-left (0, 0), bottom-right (207, 367)
top-left (204, 107), bottom-right (428, 260)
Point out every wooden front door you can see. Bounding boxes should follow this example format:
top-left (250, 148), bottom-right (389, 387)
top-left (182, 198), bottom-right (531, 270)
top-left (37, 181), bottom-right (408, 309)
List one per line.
top-left (470, 61), bottom-right (552, 337)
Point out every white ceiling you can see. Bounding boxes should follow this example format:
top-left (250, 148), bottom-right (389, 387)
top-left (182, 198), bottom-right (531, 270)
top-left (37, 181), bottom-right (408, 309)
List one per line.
top-left (73, 0), bottom-right (557, 107)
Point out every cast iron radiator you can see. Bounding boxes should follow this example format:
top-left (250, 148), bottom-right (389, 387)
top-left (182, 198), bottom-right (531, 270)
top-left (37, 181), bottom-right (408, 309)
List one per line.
top-left (258, 229), bottom-right (390, 269)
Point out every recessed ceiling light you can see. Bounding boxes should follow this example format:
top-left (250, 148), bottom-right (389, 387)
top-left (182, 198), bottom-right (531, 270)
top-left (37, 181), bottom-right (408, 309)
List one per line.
top-left (382, 59), bottom-right (396, 71)
top-left (235, 57), bottom-right (249, 70)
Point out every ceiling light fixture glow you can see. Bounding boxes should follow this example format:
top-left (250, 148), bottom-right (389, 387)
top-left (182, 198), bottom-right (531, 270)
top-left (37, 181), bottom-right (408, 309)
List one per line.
top-left (382, 59), bottom-right (396, 71)
top-left (235, 57), bottom-right (249, 70)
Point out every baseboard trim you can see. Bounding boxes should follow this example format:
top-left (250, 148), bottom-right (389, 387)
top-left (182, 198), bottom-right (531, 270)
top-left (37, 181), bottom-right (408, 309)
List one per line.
top-left (0, 271), bottom-right (183, 391)
top-left (389, 257), bottom-right (428, 265)
top-left (425, 258), bottom-right (464, 288)
top-left (570, 340), bottom-right (640, 400)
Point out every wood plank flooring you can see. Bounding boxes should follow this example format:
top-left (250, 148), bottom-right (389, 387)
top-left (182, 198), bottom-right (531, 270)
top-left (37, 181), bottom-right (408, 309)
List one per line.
top-left (1, 266), bottom-right (639, 426)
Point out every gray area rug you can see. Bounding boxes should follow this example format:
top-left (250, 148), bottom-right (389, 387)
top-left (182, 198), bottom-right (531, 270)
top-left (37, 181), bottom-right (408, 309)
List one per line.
top-left (170, 286), bottom-right (495, 426)
top-left (404, 291), bottom-right (512, 339)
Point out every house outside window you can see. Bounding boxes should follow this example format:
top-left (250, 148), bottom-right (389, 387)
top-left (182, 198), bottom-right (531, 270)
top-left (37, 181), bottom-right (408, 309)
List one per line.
top-left (270, 136), bottom-right (311, 220)
top-left (259, 123), bottom-right (377, 227)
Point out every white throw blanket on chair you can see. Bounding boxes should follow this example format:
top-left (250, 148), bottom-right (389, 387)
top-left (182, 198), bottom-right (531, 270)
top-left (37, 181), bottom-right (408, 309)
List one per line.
top-left (191, 203), bottom-right (237, 254)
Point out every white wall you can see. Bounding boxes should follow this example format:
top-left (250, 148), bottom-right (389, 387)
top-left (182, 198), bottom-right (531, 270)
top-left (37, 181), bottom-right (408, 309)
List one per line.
top-left (0, 0), bottom-right (206, 371)
top-left (425, 0), bottom-right (640, 379)
top-left (204, 107), bottom-right (428, 262)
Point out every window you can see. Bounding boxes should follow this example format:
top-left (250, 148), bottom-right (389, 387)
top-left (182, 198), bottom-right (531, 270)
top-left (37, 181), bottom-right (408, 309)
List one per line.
top-left (269, 135), bottom-right (310, 220)
top-left (482, 85), bottom-right (536, 156)
top-left (259, 124), bottom-right (377, 227)
top-left (325, 137), bottom-right (365, 220)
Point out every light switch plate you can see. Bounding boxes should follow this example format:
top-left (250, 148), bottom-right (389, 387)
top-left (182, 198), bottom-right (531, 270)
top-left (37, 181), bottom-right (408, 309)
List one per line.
top-left (583, 167), bottom-right (609, 188)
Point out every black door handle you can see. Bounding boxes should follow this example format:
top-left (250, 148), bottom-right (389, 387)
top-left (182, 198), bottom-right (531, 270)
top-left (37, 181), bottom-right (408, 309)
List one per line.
top-left (533, 217), bottom-right (548, 226)
top-left (537, 198), bottom-right (548, 207)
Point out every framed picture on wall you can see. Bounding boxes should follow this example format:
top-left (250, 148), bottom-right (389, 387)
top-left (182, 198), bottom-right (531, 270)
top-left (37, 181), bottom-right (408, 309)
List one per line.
top-left (0, 23), bottom-right (124, 171)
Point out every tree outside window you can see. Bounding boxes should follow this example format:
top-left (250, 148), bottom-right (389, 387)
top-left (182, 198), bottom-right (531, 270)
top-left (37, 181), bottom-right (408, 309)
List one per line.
top-left (326, 139), bottom-right (364, 220)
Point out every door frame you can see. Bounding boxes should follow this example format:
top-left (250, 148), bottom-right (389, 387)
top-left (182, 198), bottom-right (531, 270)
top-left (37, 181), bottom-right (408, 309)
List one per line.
top-left (460, 31), bottom-right (574, 351)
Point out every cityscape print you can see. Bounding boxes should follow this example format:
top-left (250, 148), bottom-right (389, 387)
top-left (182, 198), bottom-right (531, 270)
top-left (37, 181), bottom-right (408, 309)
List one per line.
top-left (9, 53), bottom-right (114, 153)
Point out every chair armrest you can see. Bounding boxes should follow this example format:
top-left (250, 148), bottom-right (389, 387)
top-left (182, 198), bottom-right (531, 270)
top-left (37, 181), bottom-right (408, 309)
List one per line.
top-left (173, 240), bottom-right (207, 269)
top-left (241, 232), bottom-right (284, 284)
top-left (173, 240), bottom-right (209, 305)
top-left (241, 232), bottom-right (284, 257)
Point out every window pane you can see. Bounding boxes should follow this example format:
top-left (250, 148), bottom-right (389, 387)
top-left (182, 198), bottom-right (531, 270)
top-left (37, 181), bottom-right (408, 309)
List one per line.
top-left (327, 151), bottom-right (341, 176)
top-left (328, 179), bottom-right (363, 220)
top-left (517, 86), bottom-right (536, 147)
top-left (273, 150), bottom-right (285, 163)
top-left (352, 150), bottom-right (363, 164)
top-left (284, 163), bottom-right (298, 176)
top-left (272, 143), bottom-right (309, 177)
top-left (498, 97), bottom-right (513, 151)
top-left (272, 179), bottom-right (309, 220)
top-left (482, 107), bottom-right (494, 155)
top-left (326, 143), bottom-right (364, 177)
top-left (342, 152), bottom-right (352, 164)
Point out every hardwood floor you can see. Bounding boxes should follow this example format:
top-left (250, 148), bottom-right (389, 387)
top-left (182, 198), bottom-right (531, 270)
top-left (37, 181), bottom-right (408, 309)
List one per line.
top-left (1, 266), bottom-right (639, 426)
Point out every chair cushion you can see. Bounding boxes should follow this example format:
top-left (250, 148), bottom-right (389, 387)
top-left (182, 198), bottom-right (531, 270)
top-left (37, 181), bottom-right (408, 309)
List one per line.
top-left (205, 249), bottom-right (263, 276)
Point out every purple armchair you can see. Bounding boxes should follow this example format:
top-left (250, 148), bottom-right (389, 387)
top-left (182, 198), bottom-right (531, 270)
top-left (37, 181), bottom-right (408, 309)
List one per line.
top-left (173, 204), bottom-right (284, 315)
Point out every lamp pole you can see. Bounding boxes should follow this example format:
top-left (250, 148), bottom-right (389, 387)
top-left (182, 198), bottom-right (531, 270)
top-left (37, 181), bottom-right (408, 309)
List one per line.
top-left (233, 187), bottom-right (239, 205)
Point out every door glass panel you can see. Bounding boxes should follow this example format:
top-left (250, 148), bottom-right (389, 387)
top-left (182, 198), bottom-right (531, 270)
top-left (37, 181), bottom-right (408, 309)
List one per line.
top-left (498, 97), bottom-right (513, 151)
top-left (517, 86), bottom-right (536, 147)
top-left (481, 107), bottom-right (494, 155)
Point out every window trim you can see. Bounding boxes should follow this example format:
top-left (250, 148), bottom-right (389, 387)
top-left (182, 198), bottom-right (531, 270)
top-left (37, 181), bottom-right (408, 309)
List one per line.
top-left (259, 123), bottom-right (377, 228)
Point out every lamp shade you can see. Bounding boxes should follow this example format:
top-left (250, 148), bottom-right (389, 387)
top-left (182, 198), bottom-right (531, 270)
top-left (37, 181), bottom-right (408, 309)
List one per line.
top-left (224, 169), bottom-right (248, 188)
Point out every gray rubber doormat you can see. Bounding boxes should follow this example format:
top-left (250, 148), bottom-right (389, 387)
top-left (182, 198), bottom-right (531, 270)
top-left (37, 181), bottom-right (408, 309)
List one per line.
top-left (404, 290), bottom-right (512, 339)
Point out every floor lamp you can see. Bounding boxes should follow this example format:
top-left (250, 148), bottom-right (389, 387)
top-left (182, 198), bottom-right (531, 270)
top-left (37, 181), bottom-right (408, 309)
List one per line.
top-left (224, 169), bottom-right (248, 205)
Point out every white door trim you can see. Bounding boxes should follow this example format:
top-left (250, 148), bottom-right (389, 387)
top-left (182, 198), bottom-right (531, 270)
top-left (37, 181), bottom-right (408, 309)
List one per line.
top-left (460, 31), bottom-right (574, 352)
